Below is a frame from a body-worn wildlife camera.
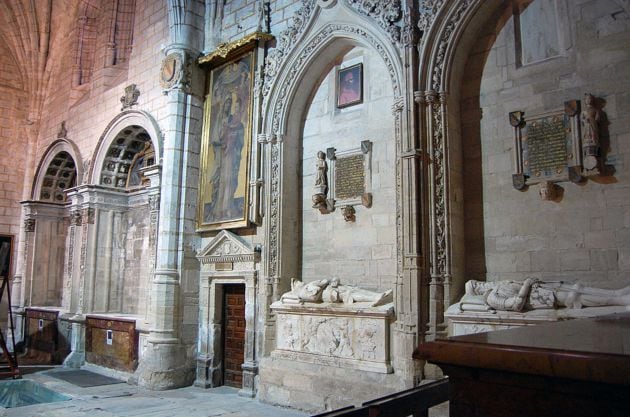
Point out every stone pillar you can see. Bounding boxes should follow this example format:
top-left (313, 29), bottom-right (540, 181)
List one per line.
top-left (134, 1), bottom-right (204, 389)
top-left (391, 7), bottom-right (424, 386)
top-left (8, 213), bottom-right (36, 349)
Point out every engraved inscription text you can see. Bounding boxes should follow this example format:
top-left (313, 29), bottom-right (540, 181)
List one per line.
top-left (335, 154), bottom-right (365, 200)
top-left (525, 116), bottom-right (568, 177)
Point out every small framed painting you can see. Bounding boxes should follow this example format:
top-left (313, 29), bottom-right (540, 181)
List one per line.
top-left (336, 63), bottom-right (363, 108)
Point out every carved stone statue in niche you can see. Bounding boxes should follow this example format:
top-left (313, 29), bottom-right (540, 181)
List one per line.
top-left (312, 151), bottom-right (328, 212)
top-left (459, 278), bottom-right (630, 312)
top-left (581, 93), bottom-right (602, 173)
top-left (280, 278), bottom-right (392, 307)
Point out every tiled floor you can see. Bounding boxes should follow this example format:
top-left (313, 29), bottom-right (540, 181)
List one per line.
top-left (1, 368), bottom-right (307, 417)
top-left (0, 368), bottom-right (448, 417)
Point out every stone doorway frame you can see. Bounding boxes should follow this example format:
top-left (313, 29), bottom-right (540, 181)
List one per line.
top-left (221, 283), bottom-right (246, 388)
top-left (196, 231), bottom-right (259, 397)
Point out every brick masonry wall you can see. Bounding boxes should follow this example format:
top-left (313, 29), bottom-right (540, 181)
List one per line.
top-left (461, 0), bottom-right (630, 286)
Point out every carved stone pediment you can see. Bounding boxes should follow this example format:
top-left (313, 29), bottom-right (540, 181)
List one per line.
top-left (197, 230), bottom-right (258, 265)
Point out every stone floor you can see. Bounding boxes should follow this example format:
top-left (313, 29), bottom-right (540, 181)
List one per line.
top-left (0, 367), bottom-right (449, 417)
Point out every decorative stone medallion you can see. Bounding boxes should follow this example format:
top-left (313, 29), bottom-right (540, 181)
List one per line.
top-left (159, 53), bottom-right (182, 90)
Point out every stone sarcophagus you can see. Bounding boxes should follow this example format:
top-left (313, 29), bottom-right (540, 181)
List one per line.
top-left (271, 279), bottom-right (394, 374)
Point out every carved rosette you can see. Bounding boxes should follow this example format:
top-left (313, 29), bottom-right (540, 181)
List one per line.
top-left (81, 208), bottom-right (95, 224)
top-left (70, 210), bottom-right (82, 226)
top-left (149, 194), bottom-right (160, 212)
top-left (347, 0), bottom-right (403, 43)
top-left (24, 218), bottom-right (36, 232)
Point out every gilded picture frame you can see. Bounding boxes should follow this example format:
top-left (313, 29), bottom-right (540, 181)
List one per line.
top-left (0, 235), bottom-right (14, 280)
top-left (336, 63), bottom-right (363, 108)
top-left (197, 50), bottom-right (255, 231)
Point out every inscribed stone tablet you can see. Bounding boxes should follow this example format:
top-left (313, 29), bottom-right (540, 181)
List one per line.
top-left (523, 115), bottom-right (569, 180)
top-left (335, 154), bottom-right (365, 200)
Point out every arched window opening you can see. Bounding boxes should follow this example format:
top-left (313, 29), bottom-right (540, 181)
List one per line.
top-left (39, 151), bottom-right (77, 203)
top-left (100, 125), bottom-right (154, 189)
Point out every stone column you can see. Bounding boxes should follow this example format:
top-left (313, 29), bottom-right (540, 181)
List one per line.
top-left (391, 7), bottom-right (424, 386)
top-left (134, 83), bottom-right (195, 389)
top-left (134, 0), bottom-right (204, 389)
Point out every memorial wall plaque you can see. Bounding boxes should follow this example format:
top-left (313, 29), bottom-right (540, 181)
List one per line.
top-left (510, 99), bottom-right (582, 192)
top-left (324, 140), bottom-right (373, 220)
top-left (523, 114), bottom-right (570, 181)
top-left (335, 154), bottom-right (365, 200)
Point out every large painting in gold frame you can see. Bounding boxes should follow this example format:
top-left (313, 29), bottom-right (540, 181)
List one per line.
top-left (197, 50), bottom-right (255, 231)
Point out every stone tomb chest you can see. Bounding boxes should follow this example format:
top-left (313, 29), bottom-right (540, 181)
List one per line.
top-left (270, 301), bottom-right (394, 373)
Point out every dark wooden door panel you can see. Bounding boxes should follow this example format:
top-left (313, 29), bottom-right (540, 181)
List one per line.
top-left (223, 285), bottom-right (245, 387)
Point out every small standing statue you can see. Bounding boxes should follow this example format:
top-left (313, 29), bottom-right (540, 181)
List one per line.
top-left (581, 93), bottom-right (601, 172)
top-left (312, 151), bottom-right (328, 212)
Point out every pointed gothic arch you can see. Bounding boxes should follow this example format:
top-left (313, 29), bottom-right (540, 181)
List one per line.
top-left (259, 1), bottom-right (405, 296)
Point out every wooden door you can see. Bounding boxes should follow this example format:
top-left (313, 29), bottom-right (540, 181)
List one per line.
top-left (222, 284), bottom-right (245, 387)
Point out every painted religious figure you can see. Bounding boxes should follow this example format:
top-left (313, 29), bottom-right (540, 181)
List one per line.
top-left (337, 63), bottom-right (363, 108)
top-left (198, 51), bottom-right (254, 230)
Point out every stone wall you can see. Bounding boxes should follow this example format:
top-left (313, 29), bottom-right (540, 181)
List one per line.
top-left (0, 40), bottom-right (27, 238)
top-left (461, 0), bottom-right (630, 287)
top-left (221, 0), bottom-right (301, 43)
top-left (301, 47), bottom-right (397, 292)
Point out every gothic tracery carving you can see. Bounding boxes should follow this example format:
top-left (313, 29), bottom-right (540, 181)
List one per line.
top-left (346, 0), bottom-right (403, 43)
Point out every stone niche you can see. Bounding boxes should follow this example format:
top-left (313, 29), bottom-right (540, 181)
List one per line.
top-left (270, 301), bottom-right (394, 374)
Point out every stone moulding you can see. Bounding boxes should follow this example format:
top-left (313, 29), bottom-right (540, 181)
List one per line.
top-left (270, 301), bottom-right (394, 374)
top-left (196, 230), bottom-right (258, 263)
top-left (198, 31), bottom-right (274, 67)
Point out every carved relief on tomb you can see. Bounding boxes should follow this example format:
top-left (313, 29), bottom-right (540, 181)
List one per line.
top-left (272, 302), bottom-right (393, 373)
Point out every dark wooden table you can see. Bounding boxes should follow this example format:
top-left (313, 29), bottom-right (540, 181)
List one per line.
top-left (414, 312), bottom-right (630, 417)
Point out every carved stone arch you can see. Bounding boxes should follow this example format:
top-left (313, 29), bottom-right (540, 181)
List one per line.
top-left (89, 110), bottom-right (163, 186)
top-left (419, 0), bottom-right (502, 94)
top-left (415, 0), bottom-right (509, 342)
top-left (32, 138), bottom-right (84, 202)
top-left (259, 1), bottom-right (405, 287)
top-left (263, 19), bottom-right (404, 135)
